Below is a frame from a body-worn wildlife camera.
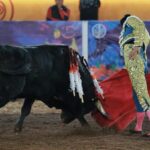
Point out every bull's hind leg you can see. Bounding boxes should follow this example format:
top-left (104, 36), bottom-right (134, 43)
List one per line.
top-left (14, 98), bottom-right (34, 132)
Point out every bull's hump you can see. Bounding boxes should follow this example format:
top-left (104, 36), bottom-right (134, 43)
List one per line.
top-left (25, 44), bottom-right (68, 50)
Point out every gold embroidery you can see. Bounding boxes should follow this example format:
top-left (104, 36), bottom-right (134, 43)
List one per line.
top-left (120, 16), bottom-right (150, 111)
top-left (124, 44), bottom-right (150, 111)
top-left (119, 16), bottom-right (150, 56)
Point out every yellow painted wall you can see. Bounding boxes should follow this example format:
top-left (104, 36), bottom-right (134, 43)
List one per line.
top-left (100, 0), bottom-right (150, 20)
top-left (1, 0), bottom-right (150, 21)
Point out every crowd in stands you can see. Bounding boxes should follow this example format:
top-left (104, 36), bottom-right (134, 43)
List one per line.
top-left (46, 0), bottom-right (101, 21)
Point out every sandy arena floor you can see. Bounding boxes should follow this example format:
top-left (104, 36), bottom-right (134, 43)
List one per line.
top-left (0, 100), bottom-right (150, 150)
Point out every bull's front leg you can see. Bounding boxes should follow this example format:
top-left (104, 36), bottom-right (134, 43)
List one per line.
top-left (14, 98), bottom-right (34, 132)
top-left (0, 99), bottom-right (9, 108)
top-left (77, 116), bottom-right (89, 127)
top-left (61, 110), bottom-right (89, 127)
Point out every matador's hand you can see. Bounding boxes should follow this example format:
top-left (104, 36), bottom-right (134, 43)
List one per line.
top-left (129, 46), bottom-right (140, 60)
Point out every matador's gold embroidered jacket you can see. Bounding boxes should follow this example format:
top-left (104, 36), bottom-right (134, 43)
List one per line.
top-left (119, 16), bottom-right (150, 57)
top-left (119, 16), bottom-right (150, 111)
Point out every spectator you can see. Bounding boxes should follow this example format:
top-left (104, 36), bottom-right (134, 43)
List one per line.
top-left (79, 0), bottom-right (101, 20)
top-left (46, 0), bottom-right (70, 21)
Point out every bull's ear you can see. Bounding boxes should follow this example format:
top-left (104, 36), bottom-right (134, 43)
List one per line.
top-left (0, 45), bottom-right (31, 75)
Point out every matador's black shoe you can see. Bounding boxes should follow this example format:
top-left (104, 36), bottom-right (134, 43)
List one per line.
top-left (142, 133), bottom-right (150, 137)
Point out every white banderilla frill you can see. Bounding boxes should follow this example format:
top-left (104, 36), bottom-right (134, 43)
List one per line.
top-left (69, 65), bottom-right (84, 103)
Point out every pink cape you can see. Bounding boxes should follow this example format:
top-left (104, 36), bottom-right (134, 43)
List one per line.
top-left (92, 69), bottom-right (150, 131)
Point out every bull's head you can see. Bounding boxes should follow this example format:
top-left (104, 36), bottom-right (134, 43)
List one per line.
top-left (61, 51), bottom-right (107, 124)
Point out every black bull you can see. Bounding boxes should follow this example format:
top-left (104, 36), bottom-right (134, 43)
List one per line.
top-left (0, 45), bottom-right (98, 132)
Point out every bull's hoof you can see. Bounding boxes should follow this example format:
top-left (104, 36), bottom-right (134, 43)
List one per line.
top-left (81, 122), bottom-right (90, 127)
top-left (60, 111), bottom-right (75, 124)
top-left (14, 124), bottom-right (22, 133)
top-left (77, 116), bottom-right (90, 127)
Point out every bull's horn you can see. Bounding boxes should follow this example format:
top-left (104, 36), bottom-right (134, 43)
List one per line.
top-left (95, 100), bottom-right (107, 117)
top-left (80, 95), bottom-right (84, 103)
top-left (73, 91), bottom-right (75, 97)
